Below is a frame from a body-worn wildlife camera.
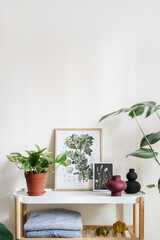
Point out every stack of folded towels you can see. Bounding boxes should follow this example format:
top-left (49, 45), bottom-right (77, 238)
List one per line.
top-left (24, 208), bottom-right (82, 238)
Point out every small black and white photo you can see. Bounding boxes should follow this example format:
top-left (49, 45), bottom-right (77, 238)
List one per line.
top-left (93, 162), bottom-right (114, 191)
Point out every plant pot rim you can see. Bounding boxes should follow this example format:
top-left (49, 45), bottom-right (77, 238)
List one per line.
top-left (25, 172), bottom-right (47, 175)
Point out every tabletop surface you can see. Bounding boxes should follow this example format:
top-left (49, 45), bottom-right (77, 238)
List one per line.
top-left (14, 189), bottom-right (145, 204)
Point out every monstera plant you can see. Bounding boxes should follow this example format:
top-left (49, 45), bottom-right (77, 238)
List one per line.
top-left (99, 101), bottom-right (160, 192)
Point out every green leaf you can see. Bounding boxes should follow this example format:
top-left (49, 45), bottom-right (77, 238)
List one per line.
top-left (131, 101), bottom-right (156, 108)
top-left (25, 150), bottom-right (35, 155)
top-left (28, 153), bottom-right (39, 167)
top-left (10, 152), bottom-right (22, 157)
top-left (59, 161), bottom-right (71, 167)
top-left (55, 153), bottom-right (67, 163)
top-left (126, 148), bottom-right (158, 159)
top-left (35, 166), bottom-right (44, 173)
top-left (22, 161), bottom-right (29, 170)
top-left (40, 153), bottom-right (53, 162)
top-left (0, 223), bottom-right (13, 240)
top-left (99, 108), bottom-right (131, 122)
top-left (43, 152), bottom-right (52, 155)
top-left (40, 148), bottom-right (48, 153)
top-left (45, 155), bottom-right (53, 163)
top-left (35, 144), bottom-right (41, 152)
top-left (146, 184), bottom-right (156, 188)
top-left (140, 131), bottom-right (160, 147)
top-left (129, 106), bottom-right (144, 118)
top-left (146, 106), bottom-right (152, 118)
top-left (158, 179), bottom-right (160, 193)
top-left (155, 105), bottom-right (160, 111)
top-left (6, 155), bottom-right (16, 162)
top-left (39, 158), bottom-right (50, 168)
top-left (129, 101), bottom-right (156, 118)
top-left (99, 101), bottom-right (156, 122)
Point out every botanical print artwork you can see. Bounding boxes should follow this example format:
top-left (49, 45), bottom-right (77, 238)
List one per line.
top-left (65, 134), bottom-right (93, 182)
top-left (55, 129), bottom-right (101, 190)
top-left (93, 163), bottom-right (114, 191)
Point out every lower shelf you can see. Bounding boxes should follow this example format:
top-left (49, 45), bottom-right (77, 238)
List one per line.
top-left (20, 225), bottom-right (138, 240)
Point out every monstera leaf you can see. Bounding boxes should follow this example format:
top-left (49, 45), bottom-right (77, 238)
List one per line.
top-left (99, 101), bottom-right (157, 122)
top-left (126, 148), bottom-right (158, 159)
top-left (140, 131), bottom-right (160, 147)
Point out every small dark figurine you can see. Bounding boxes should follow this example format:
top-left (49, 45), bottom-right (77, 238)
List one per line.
top-left (125, 169), bottom-right (141, 194)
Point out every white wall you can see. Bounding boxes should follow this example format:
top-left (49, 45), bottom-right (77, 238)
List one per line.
top-left (0, 0), bottom-right (160, 239)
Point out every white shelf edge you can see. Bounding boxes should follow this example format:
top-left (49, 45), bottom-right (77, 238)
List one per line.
top-left (14, 189), bottom-right (145, 205)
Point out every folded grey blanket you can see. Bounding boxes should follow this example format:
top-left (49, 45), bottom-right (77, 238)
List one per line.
top-left (26, 229), bottom-right (81, 238)
top-left (24, 208), bottom-right (82, 231)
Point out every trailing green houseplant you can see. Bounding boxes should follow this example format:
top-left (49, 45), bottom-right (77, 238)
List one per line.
top-left (99, 101), bottom-right (160, 192)
top-left (7, 144), bottom-right (70, 195)
top-left (7, 144), bottom-right (70, 174)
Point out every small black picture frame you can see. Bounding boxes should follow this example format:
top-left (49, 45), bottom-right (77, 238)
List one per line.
top-left (93, 162), bottom-right (114, 191)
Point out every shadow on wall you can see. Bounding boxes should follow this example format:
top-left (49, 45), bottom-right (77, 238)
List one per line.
top-left (0, 160), bottom-right (21, 236)
top-left (46, 129), bottom-right (55, 189)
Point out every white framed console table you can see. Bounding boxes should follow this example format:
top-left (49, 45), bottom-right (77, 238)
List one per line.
top-left (14, 189), bottom-right (145, 240)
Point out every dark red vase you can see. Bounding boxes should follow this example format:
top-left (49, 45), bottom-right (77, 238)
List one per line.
top-left (106, 175), bottom-right (127, 196)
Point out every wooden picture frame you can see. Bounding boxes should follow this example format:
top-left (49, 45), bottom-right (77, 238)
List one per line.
top-left (55, 128), bottom-right (102, 191)
top-left (93, 162), bottom-right (114, 191)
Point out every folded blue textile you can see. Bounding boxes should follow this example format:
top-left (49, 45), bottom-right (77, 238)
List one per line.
top-left (24, 208), bottom-right (82, 231)
top-left (26, 229), bottom-right (81, 238)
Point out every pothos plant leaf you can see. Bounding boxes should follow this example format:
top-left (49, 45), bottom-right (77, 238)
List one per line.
top-left (28, 152), bottom-right (40, 167)
top-left (126, 148), bottom-right (158, 159)
top-left (7, 145), bottom-right (69, 174)
top-left (6, 155), bottom-right (16, 162)
top-left (140, 131), bottom-right (160, 147)
top-left (59, 161), bottom-right (71, 167)
top-left (55, 153), bottom-right (67, 163)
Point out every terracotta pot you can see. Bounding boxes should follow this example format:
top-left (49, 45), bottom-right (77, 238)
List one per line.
top-left (106, 175), bottom-right (127, 196)
top-left (25, 172), bottom-right (47, 196)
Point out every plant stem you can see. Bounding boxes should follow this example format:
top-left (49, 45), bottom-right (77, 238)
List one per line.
top-left (155, 111), bottom-right (160, 120)
top-left (133, 111), bottom-right (160, 166)
top-left (47, 162), bottom-right (59, 173)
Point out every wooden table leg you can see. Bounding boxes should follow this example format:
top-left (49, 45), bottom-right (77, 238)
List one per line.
top-left (22, 204), bottom-right (27, 237)
top-left (15, 197), bottom-right (21, 240)
top-left (133, 203), bottom-right (138, 236)
top-left (139, 197), bottom-right (144, 240)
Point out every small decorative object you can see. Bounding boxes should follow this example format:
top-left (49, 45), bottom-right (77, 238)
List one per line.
top-left (106, 175), bottom-right (127, 196)
top-left (7, 145), bottom-right (70, 196)
top-left (96, 227), bottom-right (110, 236)
top-left (55, 128), bottom-right (102, 190)
top-left (113, 221), bottom-right (127, 233)
top-left (93, 162), bottom-right (114, 191)
top-left (125, 169), bottom-right (141, 194)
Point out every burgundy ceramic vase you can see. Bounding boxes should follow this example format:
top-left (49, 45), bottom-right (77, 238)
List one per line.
top-left (106, 175), bottom-right (127, 196)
